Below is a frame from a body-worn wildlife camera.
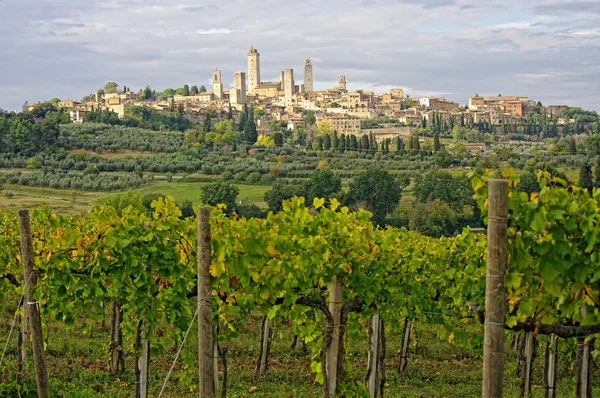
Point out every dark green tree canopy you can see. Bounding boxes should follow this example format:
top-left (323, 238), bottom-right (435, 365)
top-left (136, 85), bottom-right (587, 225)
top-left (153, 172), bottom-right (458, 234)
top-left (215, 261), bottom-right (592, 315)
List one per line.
top-left (200, 181), bottom-right (239, 212)
top-left (413, 170), bottom-right (473, 212)
top-left (345, 168), bottom-right (404, 225)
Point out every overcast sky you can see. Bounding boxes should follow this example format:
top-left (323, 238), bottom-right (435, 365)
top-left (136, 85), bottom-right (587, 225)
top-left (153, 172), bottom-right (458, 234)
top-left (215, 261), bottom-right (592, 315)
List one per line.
top-left (1, 0), bottom-right (599, 111)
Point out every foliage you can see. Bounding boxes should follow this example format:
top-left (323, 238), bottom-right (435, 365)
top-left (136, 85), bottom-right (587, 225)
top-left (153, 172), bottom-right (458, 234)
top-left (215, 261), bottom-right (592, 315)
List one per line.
top-left (408, 199), bottom-right (457, 237)
top-left (200, 181), bottom-right (239, 211)
top-left (346, 168), bottom-right (404, 225)
top-left (413, 170), bottom-right (473, 212)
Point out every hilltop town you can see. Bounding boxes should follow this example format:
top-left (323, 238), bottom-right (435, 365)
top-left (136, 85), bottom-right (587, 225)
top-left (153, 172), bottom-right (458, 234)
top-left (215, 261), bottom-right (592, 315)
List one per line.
top-left (27, 45), bottom-right (577, 142)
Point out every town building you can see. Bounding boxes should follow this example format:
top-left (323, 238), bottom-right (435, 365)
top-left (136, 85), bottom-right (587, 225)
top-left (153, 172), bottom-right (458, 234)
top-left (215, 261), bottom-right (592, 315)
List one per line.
top-left (304, 59), bottom-right (313, 93)
top-left (247, 46), bottom-right (260, 94)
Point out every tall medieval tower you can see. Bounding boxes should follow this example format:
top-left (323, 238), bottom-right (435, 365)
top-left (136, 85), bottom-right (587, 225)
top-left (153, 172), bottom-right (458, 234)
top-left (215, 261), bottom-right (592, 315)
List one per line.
top-left (283, 68), bottom-right (295, 104)
top-left (231, 72), bottom-right (247, 104)
top-left (338, 76), bottom-right (347, 91)
top-left (212, 70), bottom-right (223, 99)
top-left (304, 59), bottom-right (313, 93)
top-left (247, 45), bottom-right (260, 94)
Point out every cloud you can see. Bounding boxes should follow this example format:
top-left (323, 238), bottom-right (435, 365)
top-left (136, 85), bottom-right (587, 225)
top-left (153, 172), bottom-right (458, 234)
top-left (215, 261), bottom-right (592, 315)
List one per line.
top-left (0, 0), bottom-right (599, 111)
top-left (196, 28), bottom-right (238, 35)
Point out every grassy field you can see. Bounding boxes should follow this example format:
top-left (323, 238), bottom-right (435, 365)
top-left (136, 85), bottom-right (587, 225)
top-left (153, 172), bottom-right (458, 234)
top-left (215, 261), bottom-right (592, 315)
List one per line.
top-left (1, 302), bottom-right (597, 397)
top-left (0, 181), bottom-right (272, 214)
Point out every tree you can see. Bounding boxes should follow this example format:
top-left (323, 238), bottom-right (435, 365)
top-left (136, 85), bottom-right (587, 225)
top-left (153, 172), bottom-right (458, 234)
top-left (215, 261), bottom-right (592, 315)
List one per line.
top-left (183, 84), bottom-right (190, 96)
top-left (303, 110), bottom-right (316, 126)
top-left (238, 104), bottom-right (248, 131)
top-left (243, 113), bottom-right (258, 144)
top-left (103, 191), bottom-right (145, 215)
top-left (144, 86), bottom-right (152, 100)
top-left (346, 168), bottom-right (404, 225)
top-left (200, 181), bottom-right (239, 212)
top-left (594, 158), bottom-right (600, 189)
top-left (323, 134), bottom-right (331, 150)
top-left (302, 169), bottom-right (341, 202)
top-left (264, 182), bottom-right (302, 213)
top-left (104, 82), bottom-right (119, 94)
top-left (579, 163), bottom-right (593, 195)
top-left (316, 120), bottom-right (333, 136)
top-left (190, 85), bottom-right (199, 96)
top-left (199, 85), bottom-right (207, 93)
top-left (413, 171), bottom-right (473, 212)
top-left (203, 114), bottom-right (212, 133)
top-left (256, 134), bottom-right (275, 147)
top-left (360, 135), bottom-right (369, 152)
top-left (394, 136), bottom-right (404, 152)
top-left (433, 132), bottom-right (441, 151)
top-left (408, 199), bottom-right (456, 238)
top-left (254, 108), bottom-right (265, 119)
top-left (273, 131), bottom-right (283, 147)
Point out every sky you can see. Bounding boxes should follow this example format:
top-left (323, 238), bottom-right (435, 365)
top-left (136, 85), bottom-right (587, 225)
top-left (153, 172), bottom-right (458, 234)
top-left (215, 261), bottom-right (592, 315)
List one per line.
top-left (0, 0), bottom-right (599, 111)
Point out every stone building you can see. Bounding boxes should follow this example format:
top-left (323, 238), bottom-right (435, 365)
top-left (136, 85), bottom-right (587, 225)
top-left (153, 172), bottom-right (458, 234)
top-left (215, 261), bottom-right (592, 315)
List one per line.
top-left (320, 114), bottom-right (361, 135)
top-left (231, 72), bottom-right (247, 104)
top-left (338, 76), bottom-right (347, 91)
top-left (247, 45), bottom-right (260, 94)
top-left (212, 70), bottom-right (223, 100)
top-left (304, 59), bottom-right (313, 93)
top-left (283, 68), bottom-right (295, 104)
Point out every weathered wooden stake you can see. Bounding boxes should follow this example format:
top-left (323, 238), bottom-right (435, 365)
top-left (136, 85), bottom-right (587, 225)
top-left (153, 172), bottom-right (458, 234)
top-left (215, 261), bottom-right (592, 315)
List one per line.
top-left (398, 319), bottom-right (412, 375)
top-left (198, 207), bottom-right (215, 398)
top-left (18, 210), bottom-right (50, 398)
top-left (256, 316), bottom-right (271, 376)
top-left (135, 323), bottom-right (150, 398)
top-left (366, 313), bottom-right (384, 398)
top-left (110, 301), bottom-right (124, 374)
top-left (519, 331), bottom-right (536, 397)
top-left (543, 334), bottom-right (558, 398)
top-left (482, 179), bottom-right (508, 398)
top-left (326, 276), bottom-right (342, 396)
top-left (576, 304), bottom-right (593, 398)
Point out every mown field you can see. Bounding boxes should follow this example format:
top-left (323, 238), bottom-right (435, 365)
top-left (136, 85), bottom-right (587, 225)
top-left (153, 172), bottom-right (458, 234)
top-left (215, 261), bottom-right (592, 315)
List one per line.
top-left (0, 181), bottom-right (271, 214)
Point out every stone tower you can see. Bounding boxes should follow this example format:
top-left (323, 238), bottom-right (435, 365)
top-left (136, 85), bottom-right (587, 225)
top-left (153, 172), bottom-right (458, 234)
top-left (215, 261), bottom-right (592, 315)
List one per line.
top-left (247, 45), bottom-right (260, 94)
top-left (283, 68), bottom-right (295, 104)
top-left (304, 59), bottom-right (313, 93)
top-left (231, 72), bottom-right (247, 104)
top-left (338, 76), bottom-right (347, 91)
top-left (212, 70), bottom-right (223, 99)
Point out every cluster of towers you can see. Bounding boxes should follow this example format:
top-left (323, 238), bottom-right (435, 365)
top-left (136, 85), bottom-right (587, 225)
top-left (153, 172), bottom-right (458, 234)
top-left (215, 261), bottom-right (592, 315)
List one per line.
top-left (246, 46), bottom-right (314, 103)
top-left (211, 46), bottom-right (315, 106)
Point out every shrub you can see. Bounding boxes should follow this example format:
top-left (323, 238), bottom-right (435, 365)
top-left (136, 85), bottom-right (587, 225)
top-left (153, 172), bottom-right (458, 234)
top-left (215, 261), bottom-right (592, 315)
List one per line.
top-left (247, 172), bottom-right (262, 184)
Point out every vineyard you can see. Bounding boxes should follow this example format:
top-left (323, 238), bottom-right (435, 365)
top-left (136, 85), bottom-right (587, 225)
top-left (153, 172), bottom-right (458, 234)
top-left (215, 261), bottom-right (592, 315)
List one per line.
top-left (1, 170), bottom-right (600, 397)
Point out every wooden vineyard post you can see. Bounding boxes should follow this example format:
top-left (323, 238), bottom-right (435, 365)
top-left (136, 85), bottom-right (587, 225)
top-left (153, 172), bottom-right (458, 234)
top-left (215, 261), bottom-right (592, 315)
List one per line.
top-left (135, 322), bottom-right (150, 398)
top-left (398, 319), bottom-right (412, 375)
top-left (482, 179), bottom-right (508, 398)
top-left (110, 301), bottom-right (124, 374)
top-left (543, 334), bottom-right (558, 398)
top-left (576, 303), bottom-right (592, 398)
top-left (518, 331), bottom-right (536, 397)
top-left (198, 207), bottom-right (215, 398)
top-left (18, 210), bottom-right (50, 398)
top-left (256, 316), bottom-right (271, 377)
top-left (326, 276), bottom-right (342, 396)
top-left (365, 313), bottom-right (384, 398)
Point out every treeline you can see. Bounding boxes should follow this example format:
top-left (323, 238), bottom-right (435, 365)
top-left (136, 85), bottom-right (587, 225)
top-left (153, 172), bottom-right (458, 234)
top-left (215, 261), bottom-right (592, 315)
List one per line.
top-left (84, 105), bottom-right (194, 132)
top-left (0, 103), bottom-right (70, 156)
top-left (58, 123), bottom-right (189, 153)
top-left (0, 169), bottom-right (152, 191)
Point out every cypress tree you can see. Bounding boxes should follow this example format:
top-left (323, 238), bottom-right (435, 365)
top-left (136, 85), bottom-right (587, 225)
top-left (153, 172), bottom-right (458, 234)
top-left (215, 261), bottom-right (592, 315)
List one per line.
top-left (339, 134), bottom-right (346, 152)
top-left (579, 163), bottom-right (593, 195)
top-left (183, 84), bottom-right (190, 96)
top-left (594, 158), bottom-right (600, 188)
top-left (360, 135), bottom-right (369, 152)
top-left (190, 85), bottom-right (199, 96)
top-left (323, 134), bottom-right (332, 150)
top-left (407, 135), bottom-right (414, 150)
top-left (244, 115), bottom-right (257, 144)
top-left (433, 132), bottom-right (441, 152)
top-left (317, 136), bottom-right (324, 151)
top-left (350, 135), bottom-right (358, 151)
top-left (413, 135), bottom-right (420, 151)
top-left (332, 131), bottom-right (339, 152)
top-left (203, 114), bottom-right (212, 132)
top-left (238, 103), bottom-right (248, 131)
top-left (227, 102), bottom-right (233, 120)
